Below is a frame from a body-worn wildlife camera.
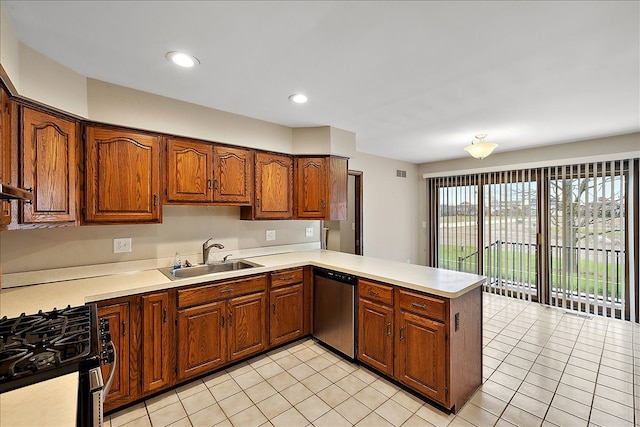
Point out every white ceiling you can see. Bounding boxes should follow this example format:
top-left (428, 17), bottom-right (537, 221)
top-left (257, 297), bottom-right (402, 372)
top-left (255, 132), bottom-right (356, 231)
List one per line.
top-left (3, 1), bottom-right (639, 163)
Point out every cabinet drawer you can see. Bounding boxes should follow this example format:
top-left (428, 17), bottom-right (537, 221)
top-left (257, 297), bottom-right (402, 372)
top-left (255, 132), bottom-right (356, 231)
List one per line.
top-left (398, 289), bottom-right (446, 322)
top-left (178, 274), bottom-right (267, 308)
top-left (270, 268), bottom-right (303, 288)
top-left (358, 279), bottom-right (393, 305)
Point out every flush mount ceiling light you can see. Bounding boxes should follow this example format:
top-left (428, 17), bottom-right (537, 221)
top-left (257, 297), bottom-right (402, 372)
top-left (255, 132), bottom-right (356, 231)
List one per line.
top-left (464, 134), bottom-right (499, 159)
top-left (288, 94), bottom-right (308, 104)
top-left (165, 51), bottom-right (200, 68)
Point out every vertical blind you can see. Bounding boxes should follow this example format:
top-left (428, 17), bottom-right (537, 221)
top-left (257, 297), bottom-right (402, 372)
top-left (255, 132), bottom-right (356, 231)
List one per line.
top-left (428, 159), bottom-right (636, 321)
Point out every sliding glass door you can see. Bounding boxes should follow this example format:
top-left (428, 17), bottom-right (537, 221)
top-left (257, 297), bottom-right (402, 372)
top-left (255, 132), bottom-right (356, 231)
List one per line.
top-left (428, 159), bottom-right (634, 320)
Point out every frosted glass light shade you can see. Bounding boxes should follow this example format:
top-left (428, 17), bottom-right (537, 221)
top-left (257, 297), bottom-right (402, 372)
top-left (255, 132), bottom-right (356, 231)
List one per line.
top-left (464, 142), bottom-right (498, 159)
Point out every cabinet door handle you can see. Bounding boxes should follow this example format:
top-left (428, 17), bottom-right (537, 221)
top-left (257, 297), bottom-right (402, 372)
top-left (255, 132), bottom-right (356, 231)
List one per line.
top-left (207, 179), bottom-right (212, 190)
top-left (229, 311), bottom-right (233, 327)
top-left (411, 302), bottom-right (427, 310)
top-left (368, 289), bottom-right (379, 297)
top-left (219, 288), bottom-right (234, 294)
top-left (163, 308), bottom-right (167, 323)
top-left (272, 303), bottom-right (276, 314)
top-left (221, 315), bottom-right (225, 327)
top-left (214, 179), bottom-right (219, 191)
top-left (386, 322), bottom-right (391, 336)
top-left (122, 321), bottom-right (126, 336)
top-left (256, 198), bottom-right (260, 208)
top-left (320, 199), bottom-right (325, 209)
top-left (399, 326), bottom-right (404, 341)
top-left (153, 194), bottom-right (158, 207)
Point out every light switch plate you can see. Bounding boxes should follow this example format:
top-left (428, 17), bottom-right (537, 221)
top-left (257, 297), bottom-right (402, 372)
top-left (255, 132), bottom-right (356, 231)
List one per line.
top-left (266, 230), bottom-right (276, 241)
top-left (113, 238), bottom-right (132, 253)
top-left (305, 227), bottom-right (313, 237)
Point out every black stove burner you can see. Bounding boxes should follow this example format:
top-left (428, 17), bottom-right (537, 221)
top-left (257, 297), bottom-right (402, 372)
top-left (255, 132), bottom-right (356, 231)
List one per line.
top-left (0, 305), bottom-right (97, 385)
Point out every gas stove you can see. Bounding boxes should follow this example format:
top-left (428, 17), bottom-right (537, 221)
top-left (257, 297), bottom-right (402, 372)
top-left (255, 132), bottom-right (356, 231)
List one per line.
top-left (0, 304), bottom-right (115, 427)
top-left (0, 304), bottom-right (100, 393)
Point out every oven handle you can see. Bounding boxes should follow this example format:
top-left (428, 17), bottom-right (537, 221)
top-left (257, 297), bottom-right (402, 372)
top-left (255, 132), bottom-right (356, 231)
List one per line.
top-left (102, 340), bottom-right (117, 398)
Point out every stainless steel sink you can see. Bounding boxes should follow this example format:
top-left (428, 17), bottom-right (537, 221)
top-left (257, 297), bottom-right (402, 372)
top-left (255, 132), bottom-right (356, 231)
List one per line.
top-left (158, 260), bottom-right (262, 281)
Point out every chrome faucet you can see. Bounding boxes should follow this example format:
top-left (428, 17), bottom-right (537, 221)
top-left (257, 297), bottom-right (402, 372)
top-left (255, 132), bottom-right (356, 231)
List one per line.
top-left (202, 238), bottom-right (224, 265)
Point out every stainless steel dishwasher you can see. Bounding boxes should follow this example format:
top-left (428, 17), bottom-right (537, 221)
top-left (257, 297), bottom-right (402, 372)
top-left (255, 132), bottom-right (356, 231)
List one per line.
top-left (313, 267), bottom-right (356, 358)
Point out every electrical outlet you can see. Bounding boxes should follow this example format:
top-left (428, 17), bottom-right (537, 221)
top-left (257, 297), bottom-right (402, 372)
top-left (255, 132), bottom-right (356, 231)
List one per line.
top-left (305, 227), bottom-right (313, 237)
top-left (266, 230), bottom-right (276, 241)
top-left (113, 238), bottom-right (132, 253)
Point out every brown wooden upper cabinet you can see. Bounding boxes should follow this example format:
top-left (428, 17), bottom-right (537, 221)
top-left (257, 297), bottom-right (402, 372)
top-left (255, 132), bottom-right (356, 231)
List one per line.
top-left (166, 137), bottom-right (213, 203)
top-left (0, 86), bottom-right (13, 227)
top-left (85, 126), bottom-right (161, 223)
top-left (166, 139), bottom-right (253, 205)
top-left (20, 107), bottom-right (79, 224)
top-left (213, 145), bottom-right (253, 204)
top-left (294, 156), bottom-right (348, 220)
top-left (241, 152), bottom-right (293, 220)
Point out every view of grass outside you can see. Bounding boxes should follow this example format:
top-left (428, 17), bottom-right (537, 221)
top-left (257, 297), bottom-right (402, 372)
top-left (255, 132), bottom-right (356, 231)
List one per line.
top-left (436, 167), bottom-right (626, 315)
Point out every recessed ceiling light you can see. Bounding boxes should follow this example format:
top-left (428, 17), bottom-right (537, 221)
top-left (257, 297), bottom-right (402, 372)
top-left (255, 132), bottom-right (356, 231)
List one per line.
top-left (165, 51), bottom-right (200, 68)
top-left (289, 94), bottom-right (308, 104)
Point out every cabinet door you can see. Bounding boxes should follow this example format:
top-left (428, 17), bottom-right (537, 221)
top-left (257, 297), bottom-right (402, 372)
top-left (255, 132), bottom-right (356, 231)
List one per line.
top-left (21, 108), bottom-right (78, 223)
top-left (177, 301), bottom-right (227, 381)
top-left (141, 292), bottom-right (172, 394)
top-left (213, 146), bottom-right (253, 204)
top-left (97, 302), bottom-right (133, 411)
top-left (228, 292), bottom-right (267, 361)
top-left (0, 87), bottom-right (12, 227)
top-left (357, 298), bottom-right (394, 376)
top-left (253, 152), bottom-right (293, 219)
top-left (166, 137), bottom-right (213, 202)
top-left (295, 157), bottom-right (327, 219)
top-left (396, 310), bottom-right (447, 405)
top-left (270, 283), bottom-right (304, 346)
top-left (85, 127), bottom-right (161, 223)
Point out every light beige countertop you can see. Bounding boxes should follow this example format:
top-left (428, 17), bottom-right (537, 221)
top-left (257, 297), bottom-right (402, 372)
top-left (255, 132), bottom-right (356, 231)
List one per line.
top-left (1, 249), bottom-right (485, 317)
top-left (0, 249), bottom-right (484, 426)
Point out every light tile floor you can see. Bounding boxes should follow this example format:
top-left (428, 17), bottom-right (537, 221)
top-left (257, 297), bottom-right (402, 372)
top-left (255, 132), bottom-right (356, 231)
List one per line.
top-left (106, 293), bottom-right (640, 426)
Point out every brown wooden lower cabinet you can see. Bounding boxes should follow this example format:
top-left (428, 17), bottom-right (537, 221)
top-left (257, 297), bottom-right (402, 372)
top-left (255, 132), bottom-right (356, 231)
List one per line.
top-left (177, 301), bottom-right (227, 381)
top-left (228, 291), bottom-right (268, 361)
top-left (97, 298), bottom-right (138, 413)
top-left (141, 291), bottom-right (173, 394)
top-left (396, 309), bottom-right (447, 403)
top-left (270, 283), bottom-right (304, 346)
top-left (96, 271), bottom-right (479, 415)
top-left (356, 279), bottom-right (482, 412)
top-left (357, 297), bottom-right (394, 376)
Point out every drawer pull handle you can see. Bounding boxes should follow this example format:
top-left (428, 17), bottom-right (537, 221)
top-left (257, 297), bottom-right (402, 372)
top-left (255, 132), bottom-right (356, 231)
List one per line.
top-left (368, 289), bottom-right (379, 297)
top-left (282, 276), bottom-right (294, 281)
top-left (411, 302), bottom-right (427, 310)
top-left (399, 326), bottom-right (404, 341)
top-left (386, 322), bottom-right (391, 336)
top-left (220, 288), bottom-right (234, 293)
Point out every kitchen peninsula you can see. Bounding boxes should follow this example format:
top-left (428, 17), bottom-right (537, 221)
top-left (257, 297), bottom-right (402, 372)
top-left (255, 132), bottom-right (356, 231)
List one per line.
top-left (0, 249), bottom-right (484, 422)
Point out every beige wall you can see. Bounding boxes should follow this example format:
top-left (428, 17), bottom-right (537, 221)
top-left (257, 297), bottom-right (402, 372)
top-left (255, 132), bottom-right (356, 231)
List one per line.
top-left (0, 36), bottom-right (423, 273)
top-left (0, 5), bottom-right (20, 91)
top-left (18, 44), bottom-right (88, 116)
top-left (350, 152), bottom-right (419, 264)
top-left (1, 206), bottom-right (319, 273)
top-left (87, 79), bottom-right (292, 153)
